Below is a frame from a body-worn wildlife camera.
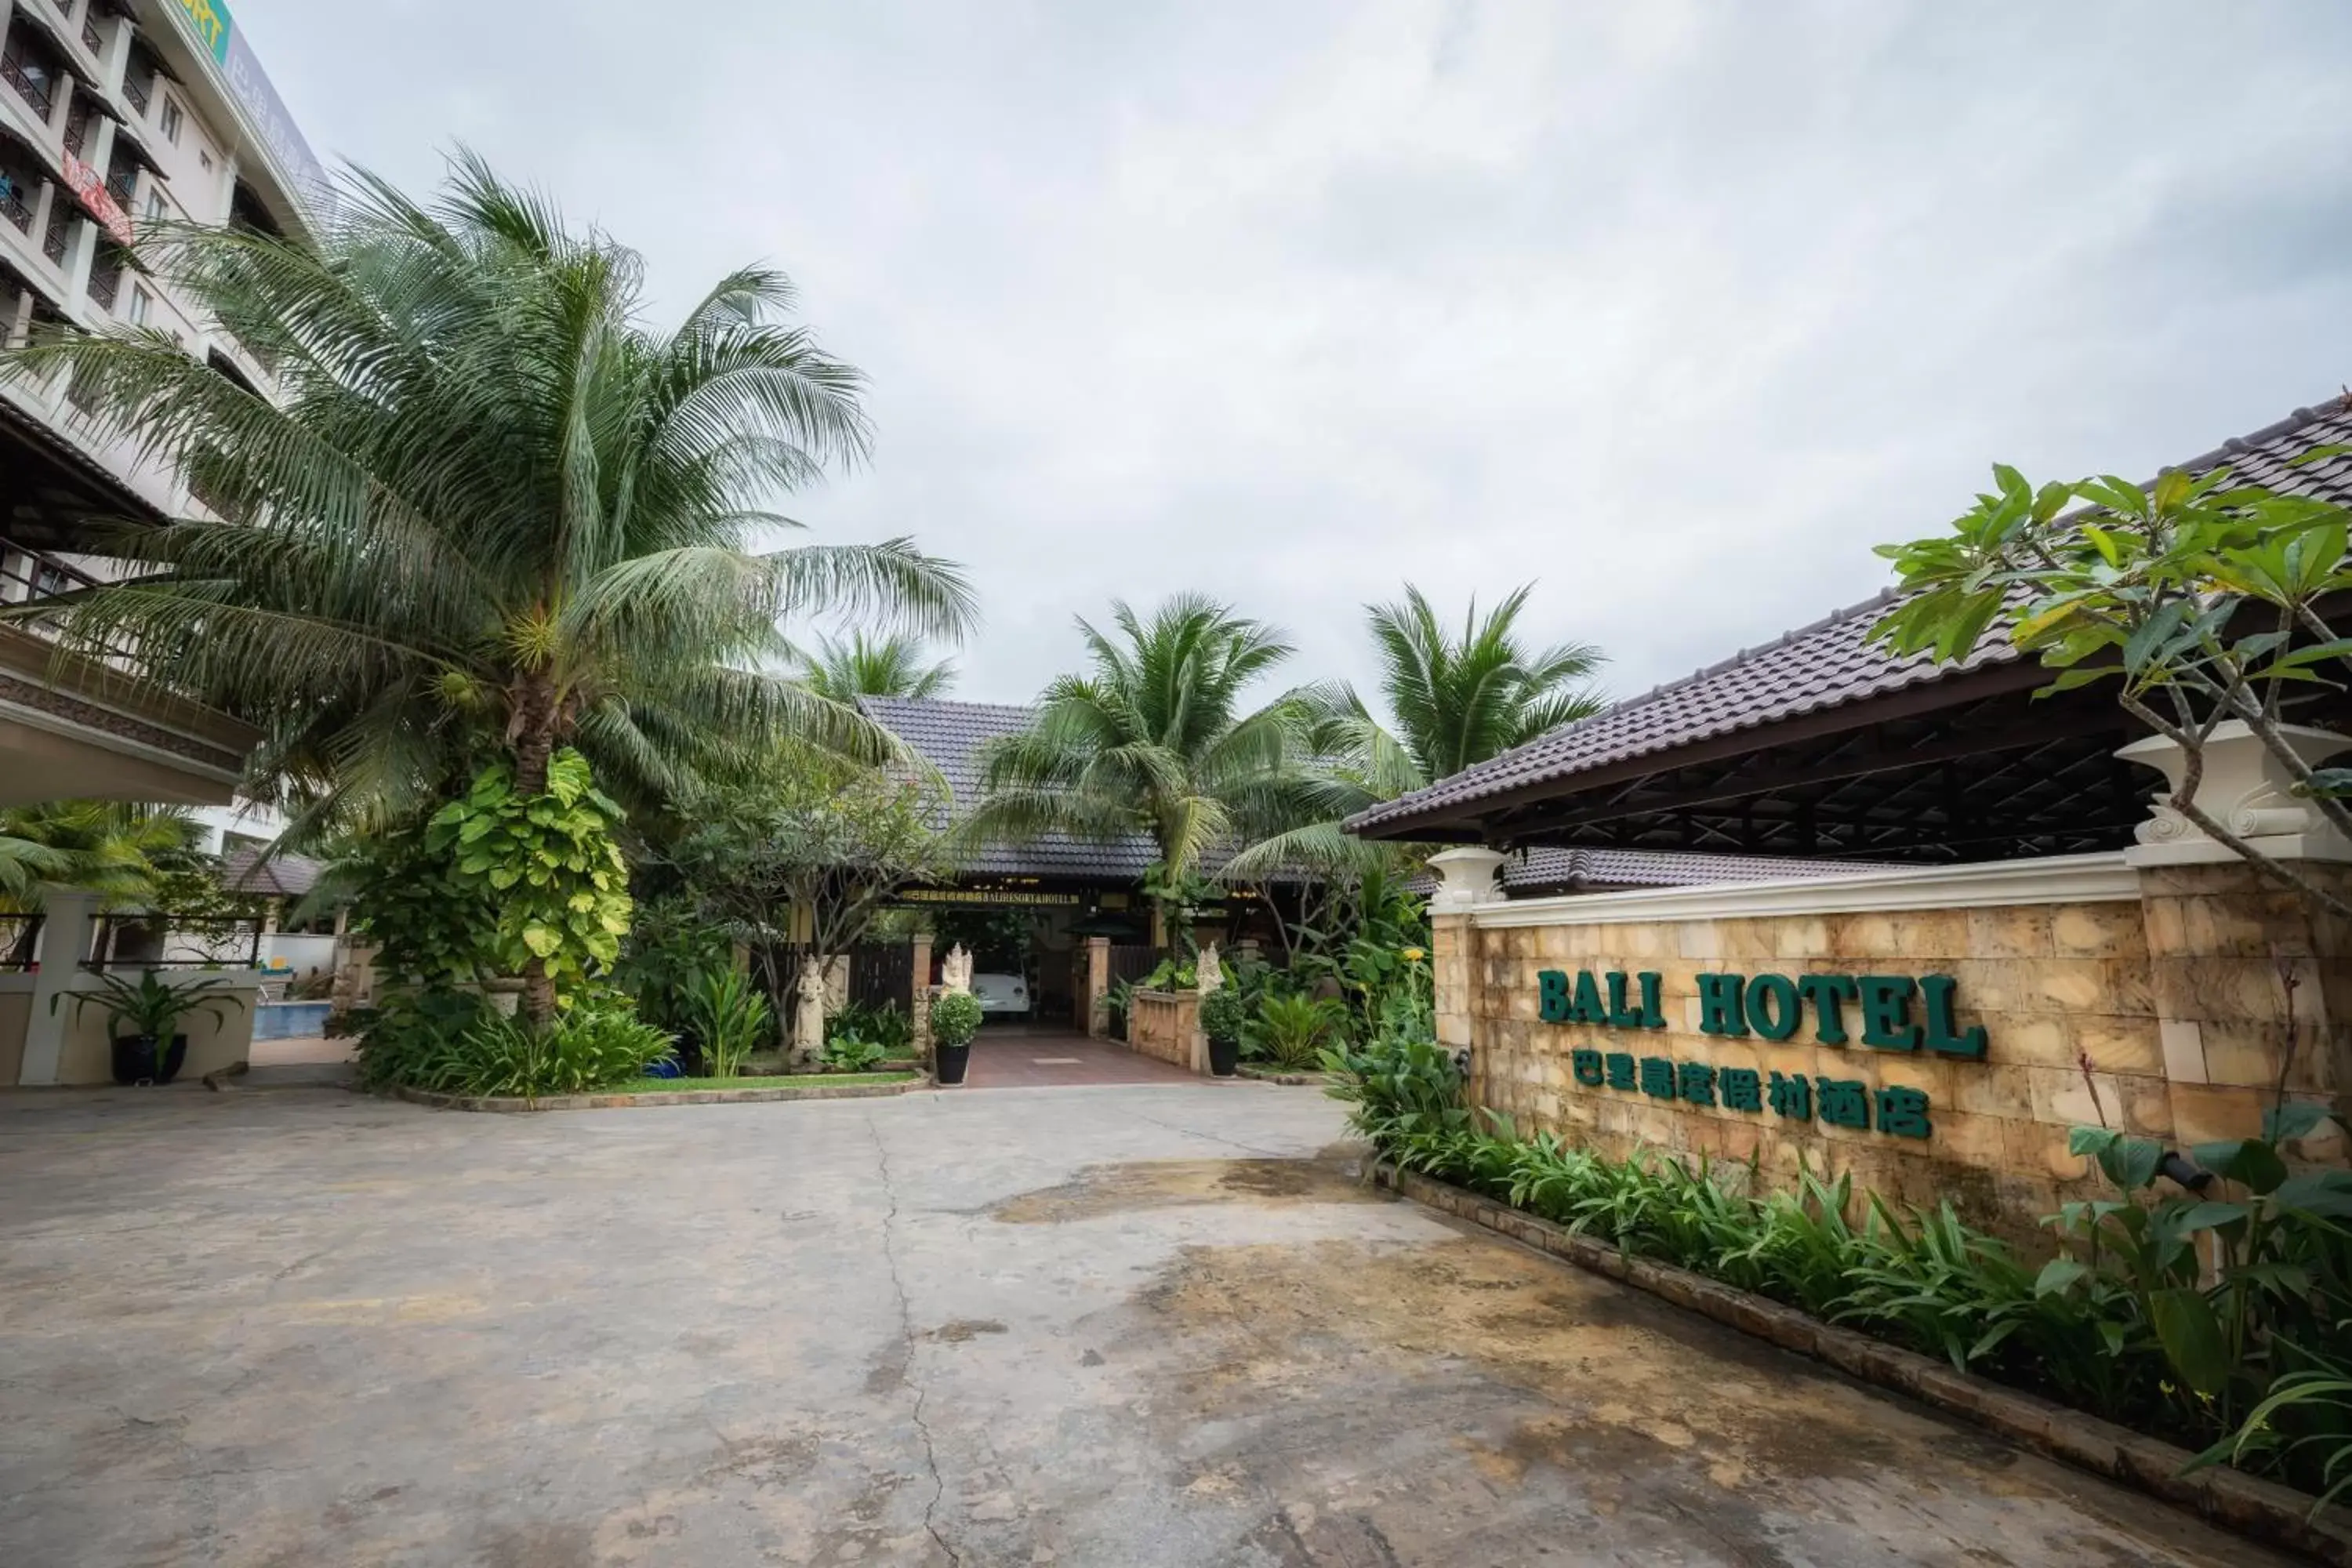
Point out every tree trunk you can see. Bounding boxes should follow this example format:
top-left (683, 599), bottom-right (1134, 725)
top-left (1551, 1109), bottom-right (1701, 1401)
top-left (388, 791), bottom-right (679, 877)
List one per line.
top-left (511, 673), bottom-right (561, 1024)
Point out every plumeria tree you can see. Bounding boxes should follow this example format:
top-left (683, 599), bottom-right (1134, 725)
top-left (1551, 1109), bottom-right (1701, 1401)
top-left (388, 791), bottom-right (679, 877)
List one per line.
top-left (1872, 459), bottom-right (2352, 921)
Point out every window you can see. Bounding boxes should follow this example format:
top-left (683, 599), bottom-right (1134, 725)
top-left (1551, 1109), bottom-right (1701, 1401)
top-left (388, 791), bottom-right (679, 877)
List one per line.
top-left (126, 285), bottom-right (151, 326)
top-left (158, 95), bottom-right (183, 144)
top-left (199, 150), bottom-right (213, 173)
top-left (143, 191), bottom-right (165, 225)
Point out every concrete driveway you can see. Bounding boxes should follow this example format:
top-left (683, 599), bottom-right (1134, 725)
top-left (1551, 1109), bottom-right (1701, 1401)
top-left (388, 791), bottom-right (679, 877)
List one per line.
top-left (0, 1080), bottom-right (2291, 1567)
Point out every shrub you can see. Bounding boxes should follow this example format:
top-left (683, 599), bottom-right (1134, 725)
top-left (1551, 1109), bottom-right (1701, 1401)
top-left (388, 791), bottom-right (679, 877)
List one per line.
top-left (1321, 1038), bottom-right (2352, 1510)
top-left (351, 988), bottom-right (495, 1088)
top-left (1246, 991), bottom-right (1345, 1069)
top-left (1199, 985), bottom-right (1248, 1047)
top-left (680, 967), bottom-right (770, 1079)
top-left (929, 990), bottom-right (983, 1050)
top-left (356, 990), bottom-right (671, 1097)
top-left (822, 1033), bottom-right (887, 1072)
top-left (832, 1000), bottom-right (912, 1054)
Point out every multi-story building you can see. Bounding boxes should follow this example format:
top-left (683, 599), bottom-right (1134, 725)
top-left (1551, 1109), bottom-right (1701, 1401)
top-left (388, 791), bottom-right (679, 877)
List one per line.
top-left (0, 0), bottom-right (322, 815)
top-left (0, 1), bottom-right (324, 1084)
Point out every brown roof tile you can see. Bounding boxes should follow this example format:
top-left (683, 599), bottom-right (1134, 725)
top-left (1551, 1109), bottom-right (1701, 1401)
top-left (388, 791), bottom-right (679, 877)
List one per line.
top-left (1348, 397), bottom-right (2352, 838)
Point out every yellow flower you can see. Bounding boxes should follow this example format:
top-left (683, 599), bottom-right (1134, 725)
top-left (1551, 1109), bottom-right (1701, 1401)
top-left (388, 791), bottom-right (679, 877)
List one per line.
top-left (1399, 946), bottom-right (1427, 962)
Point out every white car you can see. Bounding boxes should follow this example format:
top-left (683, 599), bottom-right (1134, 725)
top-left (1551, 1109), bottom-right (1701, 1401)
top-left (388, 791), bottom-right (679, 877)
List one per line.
top-left (970, 972), bottom-right (1029, 1017)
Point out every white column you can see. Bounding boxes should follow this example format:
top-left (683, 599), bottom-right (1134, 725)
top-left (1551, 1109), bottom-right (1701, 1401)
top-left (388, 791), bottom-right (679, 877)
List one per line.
top-left (19, 890), bottom-right (96, 1084)
top-left (1425, 846), bottom-right (1508, 912)
top-left (2118, 720), bottom-right (2352, 867)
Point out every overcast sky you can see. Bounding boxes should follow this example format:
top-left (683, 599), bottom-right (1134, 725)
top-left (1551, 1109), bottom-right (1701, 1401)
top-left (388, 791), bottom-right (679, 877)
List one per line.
top-left (238, 1), bottom-right (2352, 710)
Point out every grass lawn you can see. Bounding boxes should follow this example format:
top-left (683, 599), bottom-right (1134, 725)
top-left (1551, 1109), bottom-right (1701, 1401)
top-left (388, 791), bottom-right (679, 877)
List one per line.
top-left (611, 1072), bottom-right (918, 1094)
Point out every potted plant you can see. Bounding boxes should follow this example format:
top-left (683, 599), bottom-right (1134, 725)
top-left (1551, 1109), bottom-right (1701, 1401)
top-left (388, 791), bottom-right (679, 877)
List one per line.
top-left (1199, 986), bottom-right (1246, 1078)
top-left (53, 970), bottom-right (249, 1086)
top-left (929, 991), bottom-right (983, 1086)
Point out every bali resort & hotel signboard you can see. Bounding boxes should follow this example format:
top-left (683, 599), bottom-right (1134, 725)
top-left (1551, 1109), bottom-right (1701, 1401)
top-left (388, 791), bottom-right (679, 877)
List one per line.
top-left (1534, 969), bottom-right (1989, 1142)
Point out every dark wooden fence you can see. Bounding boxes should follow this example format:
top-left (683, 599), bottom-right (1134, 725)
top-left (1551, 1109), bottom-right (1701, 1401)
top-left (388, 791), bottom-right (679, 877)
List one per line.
top-left (1108, 943), bottom-right (1158, 989)
top-left (848, 942), bottom-right (915, 1012)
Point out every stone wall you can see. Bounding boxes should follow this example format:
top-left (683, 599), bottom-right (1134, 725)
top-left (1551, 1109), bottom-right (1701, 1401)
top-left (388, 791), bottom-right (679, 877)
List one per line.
top-left (1127, 989), bottom-right (1203, 1073)
top-left (1435, 851), bottom-right (2350, 1247)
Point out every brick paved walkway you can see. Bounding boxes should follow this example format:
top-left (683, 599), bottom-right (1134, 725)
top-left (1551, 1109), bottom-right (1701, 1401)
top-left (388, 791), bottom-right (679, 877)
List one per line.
top-left (960, 1025), bottom-right (1203, 1088)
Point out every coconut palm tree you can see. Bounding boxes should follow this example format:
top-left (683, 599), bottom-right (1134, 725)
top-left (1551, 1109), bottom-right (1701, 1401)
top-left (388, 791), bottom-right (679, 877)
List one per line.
top-left (0, 153), bottom-right (975, 831)
top-left (1227, 583), bottom-right (1606, 876)
top-left (0, 801), bottom-right (202, 908)
top-left (971, 595), bottom-right (1312, 884)
top-left (796, 630), bottom-right (956, 702)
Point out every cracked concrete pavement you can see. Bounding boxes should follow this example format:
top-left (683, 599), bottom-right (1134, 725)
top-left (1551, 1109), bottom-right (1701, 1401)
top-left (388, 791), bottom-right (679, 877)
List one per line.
top-left (0, 1080), bottom-right (2299, 1566)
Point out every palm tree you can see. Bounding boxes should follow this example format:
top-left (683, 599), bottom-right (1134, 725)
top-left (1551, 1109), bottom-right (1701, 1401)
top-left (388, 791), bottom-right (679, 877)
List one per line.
top-left (1228, 583), bottom-right (1606, 876)
top-left (796, 630), bottom-right (956, 702)
top-left (0, 153), bottom-right (975, 832)
top-left (971, 595), bottom-right (1310, 885)
top-left (0, 801), bottom-right (201, 908)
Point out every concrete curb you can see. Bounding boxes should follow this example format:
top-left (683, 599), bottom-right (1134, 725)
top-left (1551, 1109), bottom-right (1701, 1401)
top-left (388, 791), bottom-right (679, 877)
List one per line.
top-left (385, 1078), bottom-right (925, 1113)
top-left (1235, 1066), bottom-right (1325, 1087)
top-left (1374, 1161), bottom-right (2352, 1566)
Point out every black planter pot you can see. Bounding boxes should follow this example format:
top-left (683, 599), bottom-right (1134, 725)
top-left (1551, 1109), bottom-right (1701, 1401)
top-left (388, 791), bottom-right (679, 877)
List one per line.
top-left (935, 1040), bottom-right (972, 1085)
top-left (111, 1033), bottom-right (189, 1086)
top-left (1207, 1035), bottom-right (1240, 1077)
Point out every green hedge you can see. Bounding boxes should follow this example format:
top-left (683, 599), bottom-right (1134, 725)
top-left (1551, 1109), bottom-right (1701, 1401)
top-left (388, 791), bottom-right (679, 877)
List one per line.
top-left (1323, 1034), bottom-right (2352, 1514)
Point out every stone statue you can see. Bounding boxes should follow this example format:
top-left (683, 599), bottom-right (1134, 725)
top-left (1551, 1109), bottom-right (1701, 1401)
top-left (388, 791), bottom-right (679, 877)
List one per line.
top-left (1196, 942), bottom-right (1221, 995)
top-left (791, 962), bottom-right (827, 1063)
top-left (942, 943), bottom-right (973, 993)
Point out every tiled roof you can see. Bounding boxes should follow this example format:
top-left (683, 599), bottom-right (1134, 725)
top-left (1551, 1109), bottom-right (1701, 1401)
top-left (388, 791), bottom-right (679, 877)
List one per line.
top-left (219, 845), bottom-right (323, 899)
top-left (1348, 397), bottom-right (2352, 837)
top-left (858, 697), bottom-right (1161, 880)
top-left (1504, 846), bottom-right (1902, 892)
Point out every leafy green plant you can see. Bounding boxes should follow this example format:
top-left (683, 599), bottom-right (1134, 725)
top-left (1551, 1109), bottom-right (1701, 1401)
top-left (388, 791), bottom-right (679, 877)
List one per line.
top-left (53, 969), bottom-right (249, 1039)
top-left (822, 1033), bottom-right (886, 1073)
top-left (331, 817), bottom-right (501, 987)
top-left (928, 989), bottom-right (983, 1051)
top-left (831, 1000), bottom-right (913, 1055)
top-left (427, 750), bottom-right (633, 1019)
top-left (1245, 991), bottom-right (1344, 1069)
top-left (1105, 978), bottom-right (1137, 1038)
top-left (445, 1001), bottom-right (673, 1098)
top-left (611, 895), bottom-right (733, 1034)
top-left (350, 988), bottom-right (494, 1089)
top-left (1872, 458), bottom-right (2352, 923)
top-left (1328, 1035), bottom-right (2352, 1508)
top-left (1139, 957), bottom-right (1199, 992)
top-left (1198, 985), bottom-right (1248, 1048)
top-left (681, 966), bottom-right (771, 1079)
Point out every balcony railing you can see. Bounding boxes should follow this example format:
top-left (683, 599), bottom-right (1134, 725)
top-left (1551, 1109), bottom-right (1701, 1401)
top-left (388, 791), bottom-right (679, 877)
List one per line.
top-left (63, 103), bottom-right (87, 157)
top-left (121, 68), bottom-right (147, 116)
top-left (81, 13), bottom-right (101, 56)
top-left (1, 539), bottom-right (103, 608)
top-left (1, 46), bottom-right (56, 122)
top-left (85, 257), bottom-right (117, 310)
top-left (103, 169), bottom-right (132, 209)
top-left (42, 201), bottom-right (68, 263)
top-left (87, 913), bottom-right (267, 972)
top-left (0, 912), bottom-right (44, 971)
top-left (0, 182), bottom-right (29, 234)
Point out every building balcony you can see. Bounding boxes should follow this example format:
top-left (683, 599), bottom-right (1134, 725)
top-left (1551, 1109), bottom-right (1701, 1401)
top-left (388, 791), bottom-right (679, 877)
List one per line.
top-left (1, 45), bottom-right (56, 125)
top-left (0, 181), bottom-right (28, 234)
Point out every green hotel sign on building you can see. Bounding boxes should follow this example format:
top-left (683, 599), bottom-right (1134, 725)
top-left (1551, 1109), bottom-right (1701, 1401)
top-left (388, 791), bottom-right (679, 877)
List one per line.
top-left (1534, 968), bottom-right (1990, 1143)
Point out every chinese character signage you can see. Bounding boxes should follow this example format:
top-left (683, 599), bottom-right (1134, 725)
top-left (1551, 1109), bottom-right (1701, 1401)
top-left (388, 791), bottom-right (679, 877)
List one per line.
top-left (169, 0), bottom-right (332, 220)
top-left (1535, 967), bottom-right (1984, 1142)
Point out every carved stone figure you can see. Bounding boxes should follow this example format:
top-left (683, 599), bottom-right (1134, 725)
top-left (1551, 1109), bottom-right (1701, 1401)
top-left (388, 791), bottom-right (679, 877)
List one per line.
top-left (791, 961), bottom-right (827, 1063)
top-left (1196, 942), bottom-right (1222, 995)
top-left (942, 943), bottom-right (973, 993)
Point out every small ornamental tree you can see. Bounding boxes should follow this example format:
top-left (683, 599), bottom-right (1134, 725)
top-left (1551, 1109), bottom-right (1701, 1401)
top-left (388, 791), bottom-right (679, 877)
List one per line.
top-left (427, 749), bottom-right (633, 1017)
top-left (1872, 459), bottom-right (2352, 922)
top-left (660, 744), bottom-right (957, 1029)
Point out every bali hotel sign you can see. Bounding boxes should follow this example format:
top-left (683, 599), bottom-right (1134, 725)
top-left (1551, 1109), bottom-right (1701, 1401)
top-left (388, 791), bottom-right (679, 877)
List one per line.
top-left (1534, 969), bottom-right (1990, 1142)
